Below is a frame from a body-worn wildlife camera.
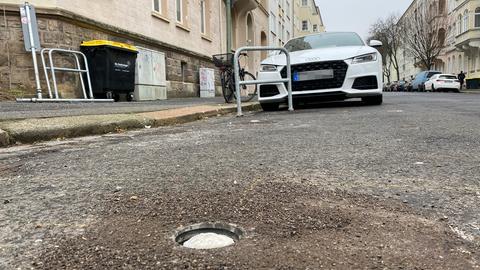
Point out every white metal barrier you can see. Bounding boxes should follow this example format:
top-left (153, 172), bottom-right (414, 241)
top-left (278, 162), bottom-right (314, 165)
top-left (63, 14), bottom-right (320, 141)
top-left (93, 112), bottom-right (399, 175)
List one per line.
top-left (234, 46), bottom-right (294, 116)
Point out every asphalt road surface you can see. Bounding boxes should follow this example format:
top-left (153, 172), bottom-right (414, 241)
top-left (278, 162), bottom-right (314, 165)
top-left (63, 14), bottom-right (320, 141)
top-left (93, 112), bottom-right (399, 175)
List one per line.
top-left (1, 93), bottom-right (479, 269)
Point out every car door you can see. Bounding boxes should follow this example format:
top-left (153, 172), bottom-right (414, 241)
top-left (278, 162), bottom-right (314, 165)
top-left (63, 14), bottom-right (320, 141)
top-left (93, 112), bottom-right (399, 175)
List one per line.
top-left (425, 75), bottom-right (434, 90)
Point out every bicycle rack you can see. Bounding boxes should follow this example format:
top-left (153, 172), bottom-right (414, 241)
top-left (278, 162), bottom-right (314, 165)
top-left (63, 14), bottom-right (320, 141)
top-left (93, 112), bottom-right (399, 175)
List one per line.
top-left (41, 48), bottom-right (92, 100)
top-left (234, 46), bottom-right (293, 116)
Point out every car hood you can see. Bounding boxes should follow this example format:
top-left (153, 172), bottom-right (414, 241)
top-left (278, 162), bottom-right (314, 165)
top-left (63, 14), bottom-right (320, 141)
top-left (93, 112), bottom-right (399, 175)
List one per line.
top-left (261, 46), bottom-right (377, 66)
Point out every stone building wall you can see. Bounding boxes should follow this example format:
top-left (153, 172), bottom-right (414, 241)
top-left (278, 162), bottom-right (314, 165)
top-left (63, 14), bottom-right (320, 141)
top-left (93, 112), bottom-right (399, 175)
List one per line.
top-left (0, 6), bottom-right (221, 100)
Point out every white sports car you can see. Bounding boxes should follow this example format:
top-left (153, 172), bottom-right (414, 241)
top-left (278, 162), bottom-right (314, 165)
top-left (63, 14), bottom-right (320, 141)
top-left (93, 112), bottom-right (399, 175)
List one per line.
top-left (257, 32), bottom-right (384, 111)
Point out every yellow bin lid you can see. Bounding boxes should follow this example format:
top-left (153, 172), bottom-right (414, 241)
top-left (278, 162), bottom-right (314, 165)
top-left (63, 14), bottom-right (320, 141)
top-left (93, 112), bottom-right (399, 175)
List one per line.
top-left (81, 40), bottom-right (138, 52)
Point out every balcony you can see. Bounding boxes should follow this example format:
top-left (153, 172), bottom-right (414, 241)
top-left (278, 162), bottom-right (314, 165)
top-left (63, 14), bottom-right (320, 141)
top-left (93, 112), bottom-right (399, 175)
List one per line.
top-left (455, 28), bottom-right (480, 49)
top-left (232, 0), bottom-right (259, 13)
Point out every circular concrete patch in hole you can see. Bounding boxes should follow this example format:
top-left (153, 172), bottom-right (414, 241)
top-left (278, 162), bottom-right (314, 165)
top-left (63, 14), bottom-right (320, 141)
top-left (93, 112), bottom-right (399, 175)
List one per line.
top-left (175, 222), bottom-right (244, 250)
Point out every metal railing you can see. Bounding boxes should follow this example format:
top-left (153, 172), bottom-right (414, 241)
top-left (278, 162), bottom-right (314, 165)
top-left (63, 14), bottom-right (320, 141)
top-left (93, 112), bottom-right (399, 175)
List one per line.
top-left (234, 46), bottom-right (294, 116)
top-left (41, 48), bottom-right (93, 100)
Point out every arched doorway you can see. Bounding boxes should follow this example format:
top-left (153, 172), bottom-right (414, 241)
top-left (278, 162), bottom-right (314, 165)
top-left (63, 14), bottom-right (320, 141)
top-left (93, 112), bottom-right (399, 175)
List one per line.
top-left (246, 13), bottom-right (254, 46)
top-left (260, 31), bottom-right (267, 60)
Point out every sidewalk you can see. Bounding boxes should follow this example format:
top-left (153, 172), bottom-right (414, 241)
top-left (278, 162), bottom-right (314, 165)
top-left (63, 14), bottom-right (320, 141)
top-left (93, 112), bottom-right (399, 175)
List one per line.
top-left (0, 98), bottom-right (260, 147)
top-left (462, 88), bottom-right (480, 94)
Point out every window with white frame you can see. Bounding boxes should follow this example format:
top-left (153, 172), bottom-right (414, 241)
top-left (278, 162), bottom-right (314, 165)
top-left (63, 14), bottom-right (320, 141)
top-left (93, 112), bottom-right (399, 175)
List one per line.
top-left (200, 0), bottom-right (206, 34)
top-left (458, 14), bottom-right (462, 34)
top-left (270, 12), bottom-right (276, 34)
top-left (176, 0), bottom-right (183, 23)
top-left (475, 7), bottom-right (480, 28)
top-left (463, 10), bottom-right (469, 32)
top-left (301, 0), bottom-right (307, 6)
top-left (153, 0), bottom-right (161, 13)
top-left (302, 20), bottom-right (308, 31)
top-left (313, 24), bottom-right (318, 32)
top-left (286, 1), bottom-right (290, 17)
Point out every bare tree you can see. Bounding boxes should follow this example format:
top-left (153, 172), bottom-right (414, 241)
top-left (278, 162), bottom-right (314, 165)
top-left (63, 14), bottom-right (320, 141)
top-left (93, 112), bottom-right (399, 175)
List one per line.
top-left (369, 15), bottom-right (402, 81)
top-left (402, 6), bottom-right (447, 70)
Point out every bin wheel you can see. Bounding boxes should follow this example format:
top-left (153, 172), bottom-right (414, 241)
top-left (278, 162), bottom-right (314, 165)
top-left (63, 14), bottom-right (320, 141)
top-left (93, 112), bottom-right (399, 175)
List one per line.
top-left (106, 91), bottom-right (114, 100)
top-left (126, 92), bottom-right (134, 102)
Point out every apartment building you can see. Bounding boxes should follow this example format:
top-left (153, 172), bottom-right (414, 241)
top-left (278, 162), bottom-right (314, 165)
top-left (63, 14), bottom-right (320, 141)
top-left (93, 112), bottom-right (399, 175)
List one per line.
top-left (0, 0), bottom-right (268, 99)
top-left (292, 0), bottom-right (324, 37)
top-left (268, 0), bottom-right (294, 48)
top-left (393, 0), bottom-right (479, 89)
top-left (444, 0), bottom-right (480, 88)
top-left (393, 0), bottom-right (448, 82)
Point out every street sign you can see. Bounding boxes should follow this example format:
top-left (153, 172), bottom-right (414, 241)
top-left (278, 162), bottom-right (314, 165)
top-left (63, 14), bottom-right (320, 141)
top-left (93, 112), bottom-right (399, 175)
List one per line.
top-left (20, 4), bottom-right (41, 52)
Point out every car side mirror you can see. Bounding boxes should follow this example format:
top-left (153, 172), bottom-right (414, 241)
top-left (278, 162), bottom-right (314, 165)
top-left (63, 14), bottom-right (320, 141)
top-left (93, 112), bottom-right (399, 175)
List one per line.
top-left (369, 40), bottom-right (383, 48)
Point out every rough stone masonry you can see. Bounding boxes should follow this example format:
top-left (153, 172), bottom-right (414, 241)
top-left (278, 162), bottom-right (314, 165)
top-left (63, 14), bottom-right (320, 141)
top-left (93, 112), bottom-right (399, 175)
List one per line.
top-left (0, 5), bottom-right (220, 100)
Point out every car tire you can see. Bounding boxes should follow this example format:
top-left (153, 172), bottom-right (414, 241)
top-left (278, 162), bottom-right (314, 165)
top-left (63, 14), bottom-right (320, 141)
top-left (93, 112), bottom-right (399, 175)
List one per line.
top-left (432, 85), bottom-right (436, 92)
top-left (362, 95), bottom-right (383, 106)
top-left (260, 102), bottom-right (280, 111)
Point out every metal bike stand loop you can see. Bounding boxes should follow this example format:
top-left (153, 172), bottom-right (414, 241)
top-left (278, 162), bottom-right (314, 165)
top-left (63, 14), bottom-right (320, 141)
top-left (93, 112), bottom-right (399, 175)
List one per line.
top-left (41, 48), bottom-right (93, 100)
top-left (234, 46), bottom-right (294, 117)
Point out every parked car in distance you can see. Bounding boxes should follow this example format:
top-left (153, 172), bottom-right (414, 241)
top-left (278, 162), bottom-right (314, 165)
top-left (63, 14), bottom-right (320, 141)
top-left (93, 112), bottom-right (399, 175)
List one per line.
top-left (411, 71), bottom-right (442, 91)
top-left (424, 74), bottom-right (461, 92)
top-left (383, 82), bottom-right (393, 92)
top-left (389, 81), bottom-right (398, 92)
top-left (405, 81), bottom-right (413, 92)
top-left (396, 80), bottom-right (407, 92)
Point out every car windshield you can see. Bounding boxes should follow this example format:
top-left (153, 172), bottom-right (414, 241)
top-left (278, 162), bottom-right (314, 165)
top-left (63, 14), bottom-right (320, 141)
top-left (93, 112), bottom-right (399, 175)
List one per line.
top-left (284, 32), bottom-right (365, 52)
top-left (440, 75), bottom-right (457, 80)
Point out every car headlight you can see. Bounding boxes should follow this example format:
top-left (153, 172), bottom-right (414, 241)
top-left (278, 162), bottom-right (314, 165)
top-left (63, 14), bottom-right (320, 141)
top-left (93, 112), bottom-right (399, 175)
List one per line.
top-left (260, 65), bottom-right (278, 72)
top-left (351, 53), bottom-right (377, 64)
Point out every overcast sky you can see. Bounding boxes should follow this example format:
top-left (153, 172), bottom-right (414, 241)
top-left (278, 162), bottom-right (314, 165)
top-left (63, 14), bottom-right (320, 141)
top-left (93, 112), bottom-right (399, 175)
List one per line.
top-left (315, 0), bottom-right (413, 39)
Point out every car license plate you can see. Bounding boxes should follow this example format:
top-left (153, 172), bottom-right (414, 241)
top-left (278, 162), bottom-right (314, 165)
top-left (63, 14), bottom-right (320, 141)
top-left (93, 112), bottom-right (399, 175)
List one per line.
top-left (293, 69), bottom-right (334, 82)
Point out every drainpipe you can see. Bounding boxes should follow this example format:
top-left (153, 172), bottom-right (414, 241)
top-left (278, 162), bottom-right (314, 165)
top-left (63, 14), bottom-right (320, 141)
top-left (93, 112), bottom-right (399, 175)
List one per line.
top-left (226, 0), bottom-right (232, 53)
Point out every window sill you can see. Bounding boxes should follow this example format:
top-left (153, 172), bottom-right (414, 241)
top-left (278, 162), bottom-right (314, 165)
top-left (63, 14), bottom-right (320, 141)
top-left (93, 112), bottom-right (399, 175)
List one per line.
top-left (176, 23), bottom-right (191, 32)
top-left (151, 12), bottom-right (170, 23)
top-left (201, 34), bottom-right (212, 42)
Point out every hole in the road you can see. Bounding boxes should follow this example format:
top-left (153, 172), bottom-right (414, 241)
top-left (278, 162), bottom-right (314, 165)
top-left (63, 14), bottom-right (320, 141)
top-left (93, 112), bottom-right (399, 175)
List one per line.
top-left (175, 222), bottom-right (244, 250)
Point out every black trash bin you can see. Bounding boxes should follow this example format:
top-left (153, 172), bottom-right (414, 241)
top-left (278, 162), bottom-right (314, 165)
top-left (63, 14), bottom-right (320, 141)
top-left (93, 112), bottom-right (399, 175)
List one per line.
top-left (81, 40), bottom-right (138, 101)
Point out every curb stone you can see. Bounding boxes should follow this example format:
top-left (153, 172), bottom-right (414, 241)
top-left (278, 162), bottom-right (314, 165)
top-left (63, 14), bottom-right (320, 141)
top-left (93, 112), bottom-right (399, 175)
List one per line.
top-left (0, 129), bottom-right (10, 147)
top-left (0, 103), bottom-right (261, 146)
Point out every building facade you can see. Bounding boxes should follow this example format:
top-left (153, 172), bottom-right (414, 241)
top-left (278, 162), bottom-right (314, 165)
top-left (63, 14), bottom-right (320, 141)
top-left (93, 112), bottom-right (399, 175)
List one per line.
top-left (393, 0), bottom-right (448, 82)
top-left (392, 0), bottom-right (480, 89)
top-left (292, 0), bottom-right (324, 38)
top-left (0, 0), bottom-right (268, 99)
top-left (268, 0), bottom-right (294, 48)
top-left (444, 0), bottom-right (480, 88)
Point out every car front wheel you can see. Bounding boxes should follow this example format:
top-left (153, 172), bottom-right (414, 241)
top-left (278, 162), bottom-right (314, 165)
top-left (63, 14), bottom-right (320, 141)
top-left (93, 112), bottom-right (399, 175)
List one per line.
top-left (260, 102), bottom-right (280, 111)
top-left (362, 95), bottom-right (383, 106)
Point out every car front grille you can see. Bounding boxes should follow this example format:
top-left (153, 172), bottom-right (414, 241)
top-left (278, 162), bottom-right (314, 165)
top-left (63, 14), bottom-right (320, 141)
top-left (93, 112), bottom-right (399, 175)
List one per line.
top-left (280, 61), bottom-right (348, 91)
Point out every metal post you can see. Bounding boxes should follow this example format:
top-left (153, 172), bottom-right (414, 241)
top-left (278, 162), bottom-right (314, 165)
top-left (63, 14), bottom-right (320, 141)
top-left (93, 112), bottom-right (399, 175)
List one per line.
top-left (40, 49), bottom-right (53, 98)
top-left (286, 51), bottom-right (293, 112)
top-left (226, 0), bottom-right (232, 53)
top-left (234, 46), bottom-right (294, 117)
top-left (25, 3), bottom-right (42, 99)
top-left (234, 50), bottom-right (242, 116)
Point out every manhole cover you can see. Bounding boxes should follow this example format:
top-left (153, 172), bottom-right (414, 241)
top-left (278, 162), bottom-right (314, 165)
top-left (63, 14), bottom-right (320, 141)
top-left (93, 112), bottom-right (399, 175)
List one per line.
top-left (175, 222), bottom-right (244, 250)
